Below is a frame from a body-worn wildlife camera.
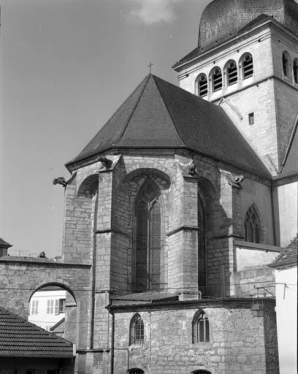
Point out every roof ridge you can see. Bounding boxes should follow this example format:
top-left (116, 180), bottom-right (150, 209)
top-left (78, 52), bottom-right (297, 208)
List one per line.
top-left (117, 74), bottom-right (152, 142)
top-left (152, 75), bottom-right (186, 147)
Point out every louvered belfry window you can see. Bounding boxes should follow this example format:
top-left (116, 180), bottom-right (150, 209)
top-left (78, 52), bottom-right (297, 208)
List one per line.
top-left (135, 180), bottom-right (161, 292)
top-left (198, 74), bottom-right (208, 97)
top-left (245, 206), bottom-right (261, 243)
top-left (293, 59), bottom-right (298, 84)
top-left (227, 60), bottom-right (238, 85)
top-left (129, 313), bottom-right (144, 345)
top-left (243, 54), bottom-right (253, 79)
top-left (282, 52), bottom-right (289, 76)
top-left (212, 68), bottom-right (222, 92)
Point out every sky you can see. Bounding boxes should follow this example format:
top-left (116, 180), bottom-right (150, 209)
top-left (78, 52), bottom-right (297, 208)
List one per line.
top-left (0, 0), bottom-right (212, 258)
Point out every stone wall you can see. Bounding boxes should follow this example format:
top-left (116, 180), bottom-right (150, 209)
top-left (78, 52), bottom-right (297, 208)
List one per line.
top-left (112, 299), bottom-right (278, 374)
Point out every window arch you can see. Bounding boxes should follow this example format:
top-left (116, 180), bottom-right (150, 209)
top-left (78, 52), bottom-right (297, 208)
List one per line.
top-left (192, 310), bottom-right (210, 343)
top-left (293, 58), bottom-right (298, 84)
top-left (129, 314), bottom-right (144, 346)
top-left (134, 179), bottom-right (162, 291)
top-left (191, 371), bottom-right (211, 374)
top-left (197, 74), bottom-right (208, 97)
top-left (241, 53), bottom-right (253, 79)
top-left (210, 67), bottom-right (222, 92)
top-left (128, 369), bottom-right (144, 374)
top-left (244, 206), bottom-right (261, 243)
top-left (282, 51), bottom-right (291, 78)
top-left (226, 60), bottom-right (238, 86)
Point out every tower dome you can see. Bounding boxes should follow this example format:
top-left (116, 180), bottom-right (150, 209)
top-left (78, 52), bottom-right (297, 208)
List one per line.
top-left (198, 0), bottom-right (298, 52)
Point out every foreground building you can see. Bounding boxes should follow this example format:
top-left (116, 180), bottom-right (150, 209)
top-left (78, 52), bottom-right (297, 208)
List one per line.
top-left (268, 235), bottom-right (298, 374)
top-left (0, 1), bottom-right (297, 373)
top-left (0, 306), bottom-right (75, 373)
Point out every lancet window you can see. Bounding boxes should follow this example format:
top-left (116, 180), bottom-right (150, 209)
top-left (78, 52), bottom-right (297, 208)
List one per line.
top-left (134, 180), bottom-right (162, 292)
top-left (192, 310), bottom-right (210, 343)
top-left (244, 206), bottom-right (261, 243)
top-left (129, 313), bottom-right (144, 346)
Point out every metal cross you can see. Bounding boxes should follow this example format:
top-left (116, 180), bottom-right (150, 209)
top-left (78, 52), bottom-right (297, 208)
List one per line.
top-left (148, 62), bottom-right (153, 74)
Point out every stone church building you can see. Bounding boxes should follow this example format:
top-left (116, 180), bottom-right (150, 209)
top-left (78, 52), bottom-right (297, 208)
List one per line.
top-left (0, 1), bottom-right (297, 374)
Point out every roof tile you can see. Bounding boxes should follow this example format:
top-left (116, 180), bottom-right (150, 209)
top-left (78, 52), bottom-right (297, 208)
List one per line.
top-left (0, 307), bottom-right (74, 358)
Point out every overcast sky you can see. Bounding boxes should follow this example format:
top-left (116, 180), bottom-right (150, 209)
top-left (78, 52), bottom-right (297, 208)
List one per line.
top-left (0, 0), bottom-right (211, 258)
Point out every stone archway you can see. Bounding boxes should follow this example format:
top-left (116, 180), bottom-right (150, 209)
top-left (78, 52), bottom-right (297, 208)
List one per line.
top-left (0, 257), bottom-right (91, 345)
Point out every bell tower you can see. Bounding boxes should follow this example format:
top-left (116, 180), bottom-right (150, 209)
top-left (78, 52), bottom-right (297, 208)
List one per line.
top-left (173, 0), bottom-right (298, 176)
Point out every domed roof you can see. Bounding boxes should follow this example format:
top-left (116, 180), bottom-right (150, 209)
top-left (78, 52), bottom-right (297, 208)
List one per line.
top-left (198, 0), bottom-right (298, 52)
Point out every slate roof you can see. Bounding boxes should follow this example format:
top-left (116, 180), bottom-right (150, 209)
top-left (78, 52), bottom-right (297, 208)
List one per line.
top-left (111, 291), bottom-right (179, 305)
top-left (66, 74), bottom-right (270, 179)
top-left (0, 307), bottom-right (74, 358)
top-left (277, 120), bottom-right (298, 180)
top-left (269, 234), bottom-right (298, 268)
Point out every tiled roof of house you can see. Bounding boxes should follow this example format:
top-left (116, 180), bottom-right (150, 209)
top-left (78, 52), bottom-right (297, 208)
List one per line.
top-left (66, 74), bottom-right (270, 179)
top-left (0, 238), bottom-right (12, 248)
top-left (0, 307), bottom-right (74, 358)
top-left (269, 234), bottom-right (298, 268)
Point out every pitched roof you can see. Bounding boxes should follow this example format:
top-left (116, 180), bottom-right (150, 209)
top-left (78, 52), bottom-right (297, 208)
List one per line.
top-left (0, 238), bottom-right (12, 248)
top-left (269, 234), bottom-right (298, 268)
top-left (0, 307), bottom-right (74, 358)
top-left (277, 119), bottom-right (298, 180)
top-left (66, 74), bottom-right (270, 179)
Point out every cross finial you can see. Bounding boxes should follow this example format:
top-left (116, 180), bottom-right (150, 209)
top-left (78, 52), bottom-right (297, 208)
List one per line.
top-left (148, 62), bottom-right (153, 74)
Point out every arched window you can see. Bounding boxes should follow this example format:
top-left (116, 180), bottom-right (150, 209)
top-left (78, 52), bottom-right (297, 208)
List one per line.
top-left (192, 371), bottom-right (211, 374)
top-left (244, 206), bottom-right (261, 243)
top-left (282, 51), bottom-right (290, 77)
top-left (211, 67), bottom-right (222, 92)
top-left (134, 179), bottom-right (162, 291)
top-left (197, 74), bottom-right (208, 97)
top-left (192, 310), bottom-right (210, 343)
top-left (293, 58), bottom-right (298, 84)
top-left (241, 53), bottom-right (253, 79)
top-left (128, 369), bottom-right (144, 374)
top-left (198, 193), bottom-right (206, 294)
top-left (226, 60), bottom-right (238, 86)
top-left (129, 314), bottom-right (144, 346)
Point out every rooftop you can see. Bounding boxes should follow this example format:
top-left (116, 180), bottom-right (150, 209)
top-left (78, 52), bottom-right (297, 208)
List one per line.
top-left (269, 234), bottom-right (298, 268)
top-left (66, 74), bottom-right (270, 179)
top-left (0, 307), bottom-right (74, 358)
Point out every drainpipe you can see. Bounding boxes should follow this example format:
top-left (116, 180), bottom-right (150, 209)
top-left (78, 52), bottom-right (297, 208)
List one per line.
top-left (270, 183), bottom-right (277, 246)
top-left (90, 177), bottom-right (99, 349)
top-left (110, 309), bottom-right (115, 374)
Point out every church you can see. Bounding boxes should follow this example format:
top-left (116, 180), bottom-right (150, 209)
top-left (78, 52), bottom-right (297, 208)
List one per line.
top-left (0, 1), bottom-right (297, 374)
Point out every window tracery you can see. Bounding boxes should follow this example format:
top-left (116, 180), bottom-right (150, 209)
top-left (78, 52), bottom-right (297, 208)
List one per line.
top-left (129, 313), bottom-right (144, 346)
top-left (244, 206), bottom-right (261, 243)
top-left (134, 179), bottom-right (162, 291)
top-left (192, 310), bottom-right (210, 343)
